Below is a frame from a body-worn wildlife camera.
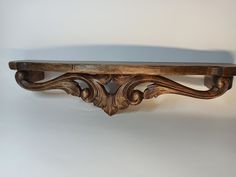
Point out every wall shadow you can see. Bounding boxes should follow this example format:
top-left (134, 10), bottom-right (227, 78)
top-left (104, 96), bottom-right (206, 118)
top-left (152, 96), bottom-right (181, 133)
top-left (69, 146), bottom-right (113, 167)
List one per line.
top-left (9, 44), bottom-right (234, 63)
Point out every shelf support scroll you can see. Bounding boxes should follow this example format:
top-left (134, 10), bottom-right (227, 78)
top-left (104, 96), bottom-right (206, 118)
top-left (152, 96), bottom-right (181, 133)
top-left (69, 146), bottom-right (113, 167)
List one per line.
top-left (15, 70), bottom-right (233, 116)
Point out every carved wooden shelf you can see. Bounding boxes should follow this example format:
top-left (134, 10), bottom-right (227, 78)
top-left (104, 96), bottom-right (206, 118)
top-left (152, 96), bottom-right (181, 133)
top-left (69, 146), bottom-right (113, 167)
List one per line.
top-left (9, 60), bottom-right (236, 116)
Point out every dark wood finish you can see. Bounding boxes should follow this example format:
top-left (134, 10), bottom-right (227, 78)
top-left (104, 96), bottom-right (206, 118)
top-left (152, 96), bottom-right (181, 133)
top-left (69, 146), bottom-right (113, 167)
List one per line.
top-left (9, 60), bottom-right (236, 116)
top-left (9, 60), bottom-right (236, 76)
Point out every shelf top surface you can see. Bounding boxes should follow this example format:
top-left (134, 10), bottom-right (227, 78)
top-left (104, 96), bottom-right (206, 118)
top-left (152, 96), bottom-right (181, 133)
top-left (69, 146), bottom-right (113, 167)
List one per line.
top-left (9, 60), bottom-right (236, 76)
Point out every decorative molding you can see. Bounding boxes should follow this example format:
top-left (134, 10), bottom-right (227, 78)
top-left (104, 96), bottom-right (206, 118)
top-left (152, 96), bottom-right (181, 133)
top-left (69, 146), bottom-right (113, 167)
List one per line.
top-left (15, 70), bottom-right (232, 115)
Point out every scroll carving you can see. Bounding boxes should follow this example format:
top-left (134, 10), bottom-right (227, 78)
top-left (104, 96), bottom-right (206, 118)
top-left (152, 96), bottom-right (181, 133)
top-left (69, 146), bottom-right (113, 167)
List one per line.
top-left (15, 71), bottom-right (233, 116)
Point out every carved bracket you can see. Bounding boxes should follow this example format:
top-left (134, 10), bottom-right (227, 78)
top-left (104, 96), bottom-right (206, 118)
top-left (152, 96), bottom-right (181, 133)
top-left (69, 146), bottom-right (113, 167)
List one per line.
top-left (15, 71), bottom-right (233, 115)
top-left (9, 61), bottom-right (236, 116)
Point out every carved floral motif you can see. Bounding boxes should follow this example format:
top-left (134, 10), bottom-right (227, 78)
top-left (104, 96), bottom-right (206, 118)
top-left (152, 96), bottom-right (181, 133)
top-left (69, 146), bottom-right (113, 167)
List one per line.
top-left (15, 71), bottom-right (233, 116)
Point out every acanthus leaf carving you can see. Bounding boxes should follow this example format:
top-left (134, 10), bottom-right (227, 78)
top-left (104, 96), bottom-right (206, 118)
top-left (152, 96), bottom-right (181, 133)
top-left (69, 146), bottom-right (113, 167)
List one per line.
top-left (15, 71), bottom-right (233, 116)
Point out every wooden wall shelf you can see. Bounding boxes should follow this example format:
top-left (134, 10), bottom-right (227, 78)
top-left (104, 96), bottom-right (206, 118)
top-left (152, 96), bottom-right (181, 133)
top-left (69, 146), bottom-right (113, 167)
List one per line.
top-left (9, 60), bottom-right (236, 116)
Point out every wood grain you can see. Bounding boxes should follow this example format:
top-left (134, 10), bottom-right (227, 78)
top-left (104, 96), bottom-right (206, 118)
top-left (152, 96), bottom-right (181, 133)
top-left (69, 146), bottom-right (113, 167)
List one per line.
top-left (9, 60), bottom-right (236, 76)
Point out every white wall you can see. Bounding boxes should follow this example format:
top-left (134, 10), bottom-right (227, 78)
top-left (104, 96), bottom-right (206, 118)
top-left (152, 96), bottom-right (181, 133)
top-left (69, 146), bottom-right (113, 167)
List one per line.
top-left (1, 0), bottom-right (236, 177)
top-left (1, 0), bottom-right (236, 51)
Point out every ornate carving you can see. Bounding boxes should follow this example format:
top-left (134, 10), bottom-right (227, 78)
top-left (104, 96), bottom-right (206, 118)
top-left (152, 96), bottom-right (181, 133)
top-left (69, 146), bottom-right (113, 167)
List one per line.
top-left (15, 71), bottom-right (233, 116)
